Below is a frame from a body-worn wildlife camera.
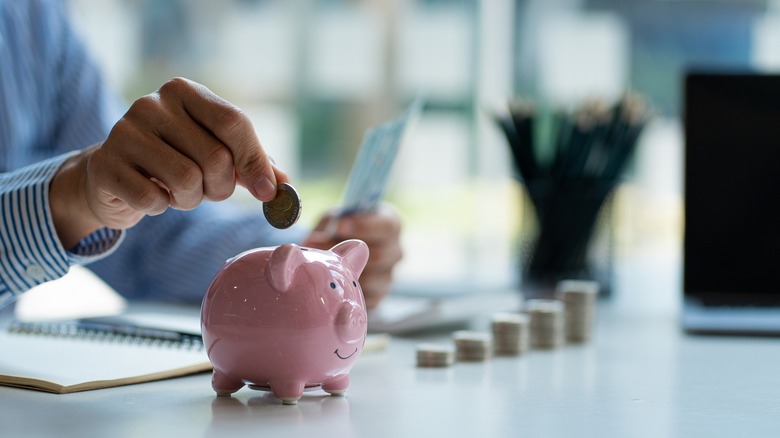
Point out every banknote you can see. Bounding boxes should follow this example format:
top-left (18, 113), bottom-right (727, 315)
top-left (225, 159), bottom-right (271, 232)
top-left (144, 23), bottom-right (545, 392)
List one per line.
top-left (339, 99), bottom-right (423, 214)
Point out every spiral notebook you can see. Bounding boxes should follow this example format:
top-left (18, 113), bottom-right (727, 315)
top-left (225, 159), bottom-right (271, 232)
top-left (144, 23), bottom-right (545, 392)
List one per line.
top-left (0, 317), bottom-right (212, 394)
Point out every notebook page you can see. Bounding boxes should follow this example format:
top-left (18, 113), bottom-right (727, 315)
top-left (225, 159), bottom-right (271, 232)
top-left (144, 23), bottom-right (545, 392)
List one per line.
top-left (0, 330), bottom-right (210, 393)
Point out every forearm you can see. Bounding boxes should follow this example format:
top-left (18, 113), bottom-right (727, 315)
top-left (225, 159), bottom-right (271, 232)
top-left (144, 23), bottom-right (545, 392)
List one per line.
top-left (0, 154), bottom-right (124, 308)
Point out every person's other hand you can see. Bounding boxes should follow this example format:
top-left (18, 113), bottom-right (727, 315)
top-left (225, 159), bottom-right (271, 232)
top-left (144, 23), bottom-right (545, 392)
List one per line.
top-left (50, 77), bottom-right (287, 248)
top-left (303, 204), bottom-right (403, 310)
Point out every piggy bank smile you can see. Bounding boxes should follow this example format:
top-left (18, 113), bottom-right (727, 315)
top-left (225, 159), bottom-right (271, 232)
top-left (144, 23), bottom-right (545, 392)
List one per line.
top-left (334, 347), bottom-right (358, 360)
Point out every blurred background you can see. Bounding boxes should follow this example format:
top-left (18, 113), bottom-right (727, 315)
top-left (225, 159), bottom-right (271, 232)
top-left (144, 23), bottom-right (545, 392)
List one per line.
top-left (63, 0), bottom-right (780, 312)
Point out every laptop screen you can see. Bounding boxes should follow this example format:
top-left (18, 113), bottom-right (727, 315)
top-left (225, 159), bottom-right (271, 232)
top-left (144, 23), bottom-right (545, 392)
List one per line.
top-left (684, 72), bottom-right (780, 306)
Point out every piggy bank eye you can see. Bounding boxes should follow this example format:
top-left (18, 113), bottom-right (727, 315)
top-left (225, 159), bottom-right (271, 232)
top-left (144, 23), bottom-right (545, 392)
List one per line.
top-left (352, 281), bottom-right (357, 288)
top-left (330, 282), bottom-right (336, 289)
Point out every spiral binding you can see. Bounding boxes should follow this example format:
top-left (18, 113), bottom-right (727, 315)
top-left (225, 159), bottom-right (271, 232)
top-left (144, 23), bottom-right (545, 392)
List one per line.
top-left (7, 320), bottom-right (204, 351)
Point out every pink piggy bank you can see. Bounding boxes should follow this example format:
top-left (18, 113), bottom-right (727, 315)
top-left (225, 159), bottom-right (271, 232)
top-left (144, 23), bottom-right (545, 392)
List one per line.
top-left (200, 239), bottom-right (369, 405)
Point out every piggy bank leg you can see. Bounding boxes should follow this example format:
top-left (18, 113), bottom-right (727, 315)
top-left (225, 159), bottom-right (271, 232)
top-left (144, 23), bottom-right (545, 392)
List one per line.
top-left (322, 374), bottom-right (349, 396)
top-left (270, 381), bottom-right (306, 405)
top-left (212, 370), bottom-right (244, 397)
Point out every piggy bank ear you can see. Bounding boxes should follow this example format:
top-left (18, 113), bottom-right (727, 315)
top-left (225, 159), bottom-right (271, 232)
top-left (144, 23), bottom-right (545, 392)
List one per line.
top-left (331, 240), bottom-right (369, 277)
top-left (268, 244), bottom-right (307, 292)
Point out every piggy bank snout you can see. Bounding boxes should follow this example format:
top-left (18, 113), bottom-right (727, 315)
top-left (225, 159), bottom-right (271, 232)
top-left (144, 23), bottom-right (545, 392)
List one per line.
top-left (335, 300), bottom-right (367, 344)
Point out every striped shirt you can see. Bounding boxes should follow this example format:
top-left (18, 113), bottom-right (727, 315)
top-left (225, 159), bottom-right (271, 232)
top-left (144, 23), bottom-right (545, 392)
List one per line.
top-left (0, 0), bottom-right (301, 308)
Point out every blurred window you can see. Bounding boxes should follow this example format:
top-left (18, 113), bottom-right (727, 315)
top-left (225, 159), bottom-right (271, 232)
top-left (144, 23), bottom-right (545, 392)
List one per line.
top-left (66, 0), bottom-right (773, 296)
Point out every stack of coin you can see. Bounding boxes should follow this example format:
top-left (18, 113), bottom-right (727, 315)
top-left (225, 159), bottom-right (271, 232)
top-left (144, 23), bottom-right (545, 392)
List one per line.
top-left (416, 343), bottom-right (456, 368)
top-left (525, 299), bottom-right (565, 349)
top-left (556, 279), bottom-right (599, 343)
top-left (452, 330), bottom-right (493, 362)
top-left (491, 313), bottom-right (530, 356)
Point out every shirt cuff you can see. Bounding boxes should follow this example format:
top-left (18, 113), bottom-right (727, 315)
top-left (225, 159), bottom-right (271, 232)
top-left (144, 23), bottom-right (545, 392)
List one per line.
top-left (67, 227), bottom-right (125, 264)
top-left (0, 152), bottom-right (124, 307)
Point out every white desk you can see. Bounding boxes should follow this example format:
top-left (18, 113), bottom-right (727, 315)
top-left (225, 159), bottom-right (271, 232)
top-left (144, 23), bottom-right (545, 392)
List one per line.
top-left (1, 302), bottom-right (780, 438)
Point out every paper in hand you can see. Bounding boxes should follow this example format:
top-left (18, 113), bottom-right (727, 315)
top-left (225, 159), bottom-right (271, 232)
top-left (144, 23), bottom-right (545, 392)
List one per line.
top-left (340, 99), bottom-right (423, 214)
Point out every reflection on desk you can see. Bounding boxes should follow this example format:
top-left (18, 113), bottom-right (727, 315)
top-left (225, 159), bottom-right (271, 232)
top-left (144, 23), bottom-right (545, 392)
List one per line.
top-left (2, 302), bottom-right (780, 437)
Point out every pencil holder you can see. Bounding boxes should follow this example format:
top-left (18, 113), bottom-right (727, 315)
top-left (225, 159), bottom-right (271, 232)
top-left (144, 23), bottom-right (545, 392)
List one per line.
top-left (495, 94), bottom-right (649, 299)
top-left (517, 180), bottom-right (615, 298)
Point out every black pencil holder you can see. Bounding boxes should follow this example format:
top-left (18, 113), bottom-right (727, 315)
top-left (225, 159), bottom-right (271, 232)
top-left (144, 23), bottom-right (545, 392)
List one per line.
top-left (495, 94), bottom-right (648, 299)
top-left (517, 179), bottom-right (615, 299)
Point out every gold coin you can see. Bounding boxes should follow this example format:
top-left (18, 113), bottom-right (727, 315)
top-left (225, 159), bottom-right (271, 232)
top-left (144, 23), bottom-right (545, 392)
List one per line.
top-left (263, 183), bottom-right (302, 229)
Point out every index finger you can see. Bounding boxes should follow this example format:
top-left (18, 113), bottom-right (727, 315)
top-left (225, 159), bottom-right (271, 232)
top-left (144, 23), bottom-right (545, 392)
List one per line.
top-left (157, 77), bottom-right (283, 202)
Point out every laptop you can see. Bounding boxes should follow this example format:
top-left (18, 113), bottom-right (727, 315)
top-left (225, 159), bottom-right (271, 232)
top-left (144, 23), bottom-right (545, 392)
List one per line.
top-left (683, 71), bottom-right (780, 335)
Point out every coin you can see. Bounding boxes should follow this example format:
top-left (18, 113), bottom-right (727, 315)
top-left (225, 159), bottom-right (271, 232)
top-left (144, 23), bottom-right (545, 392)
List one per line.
top-left (262, 183), bottom-right (302, 229)
top-left (525, 299), bottom-right (565, 349)
top-left (452, 330), bottom-right (493, 362)
top-left (416, 343), bottom-right (456, 367)
top-left (491, 312), bottom-right (529, 356)
top-left (555, 280), bottom-right (599, 343)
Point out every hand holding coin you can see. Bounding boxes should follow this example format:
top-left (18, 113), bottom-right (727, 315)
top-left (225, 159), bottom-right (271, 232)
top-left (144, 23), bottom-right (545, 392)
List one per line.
top-left (263, 183), bottom-right (302, 229)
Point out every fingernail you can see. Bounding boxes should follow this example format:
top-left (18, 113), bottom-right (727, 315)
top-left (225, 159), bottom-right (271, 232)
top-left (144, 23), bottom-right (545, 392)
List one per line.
top-left (255, 176), bottom-right (277, 202)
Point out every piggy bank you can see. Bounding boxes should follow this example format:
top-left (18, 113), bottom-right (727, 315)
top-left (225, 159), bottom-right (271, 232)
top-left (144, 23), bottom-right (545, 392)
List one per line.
top-left (200, 240), bottom-right (369, 405)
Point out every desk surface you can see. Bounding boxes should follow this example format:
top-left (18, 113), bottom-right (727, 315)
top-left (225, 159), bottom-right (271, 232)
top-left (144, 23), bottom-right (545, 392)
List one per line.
top-left (1, 302), bottom-right (780, 438)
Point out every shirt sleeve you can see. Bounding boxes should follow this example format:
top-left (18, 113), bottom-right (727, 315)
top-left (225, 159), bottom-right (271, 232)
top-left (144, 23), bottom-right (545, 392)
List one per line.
top-left (0, 153), bottom-right (124, 308)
